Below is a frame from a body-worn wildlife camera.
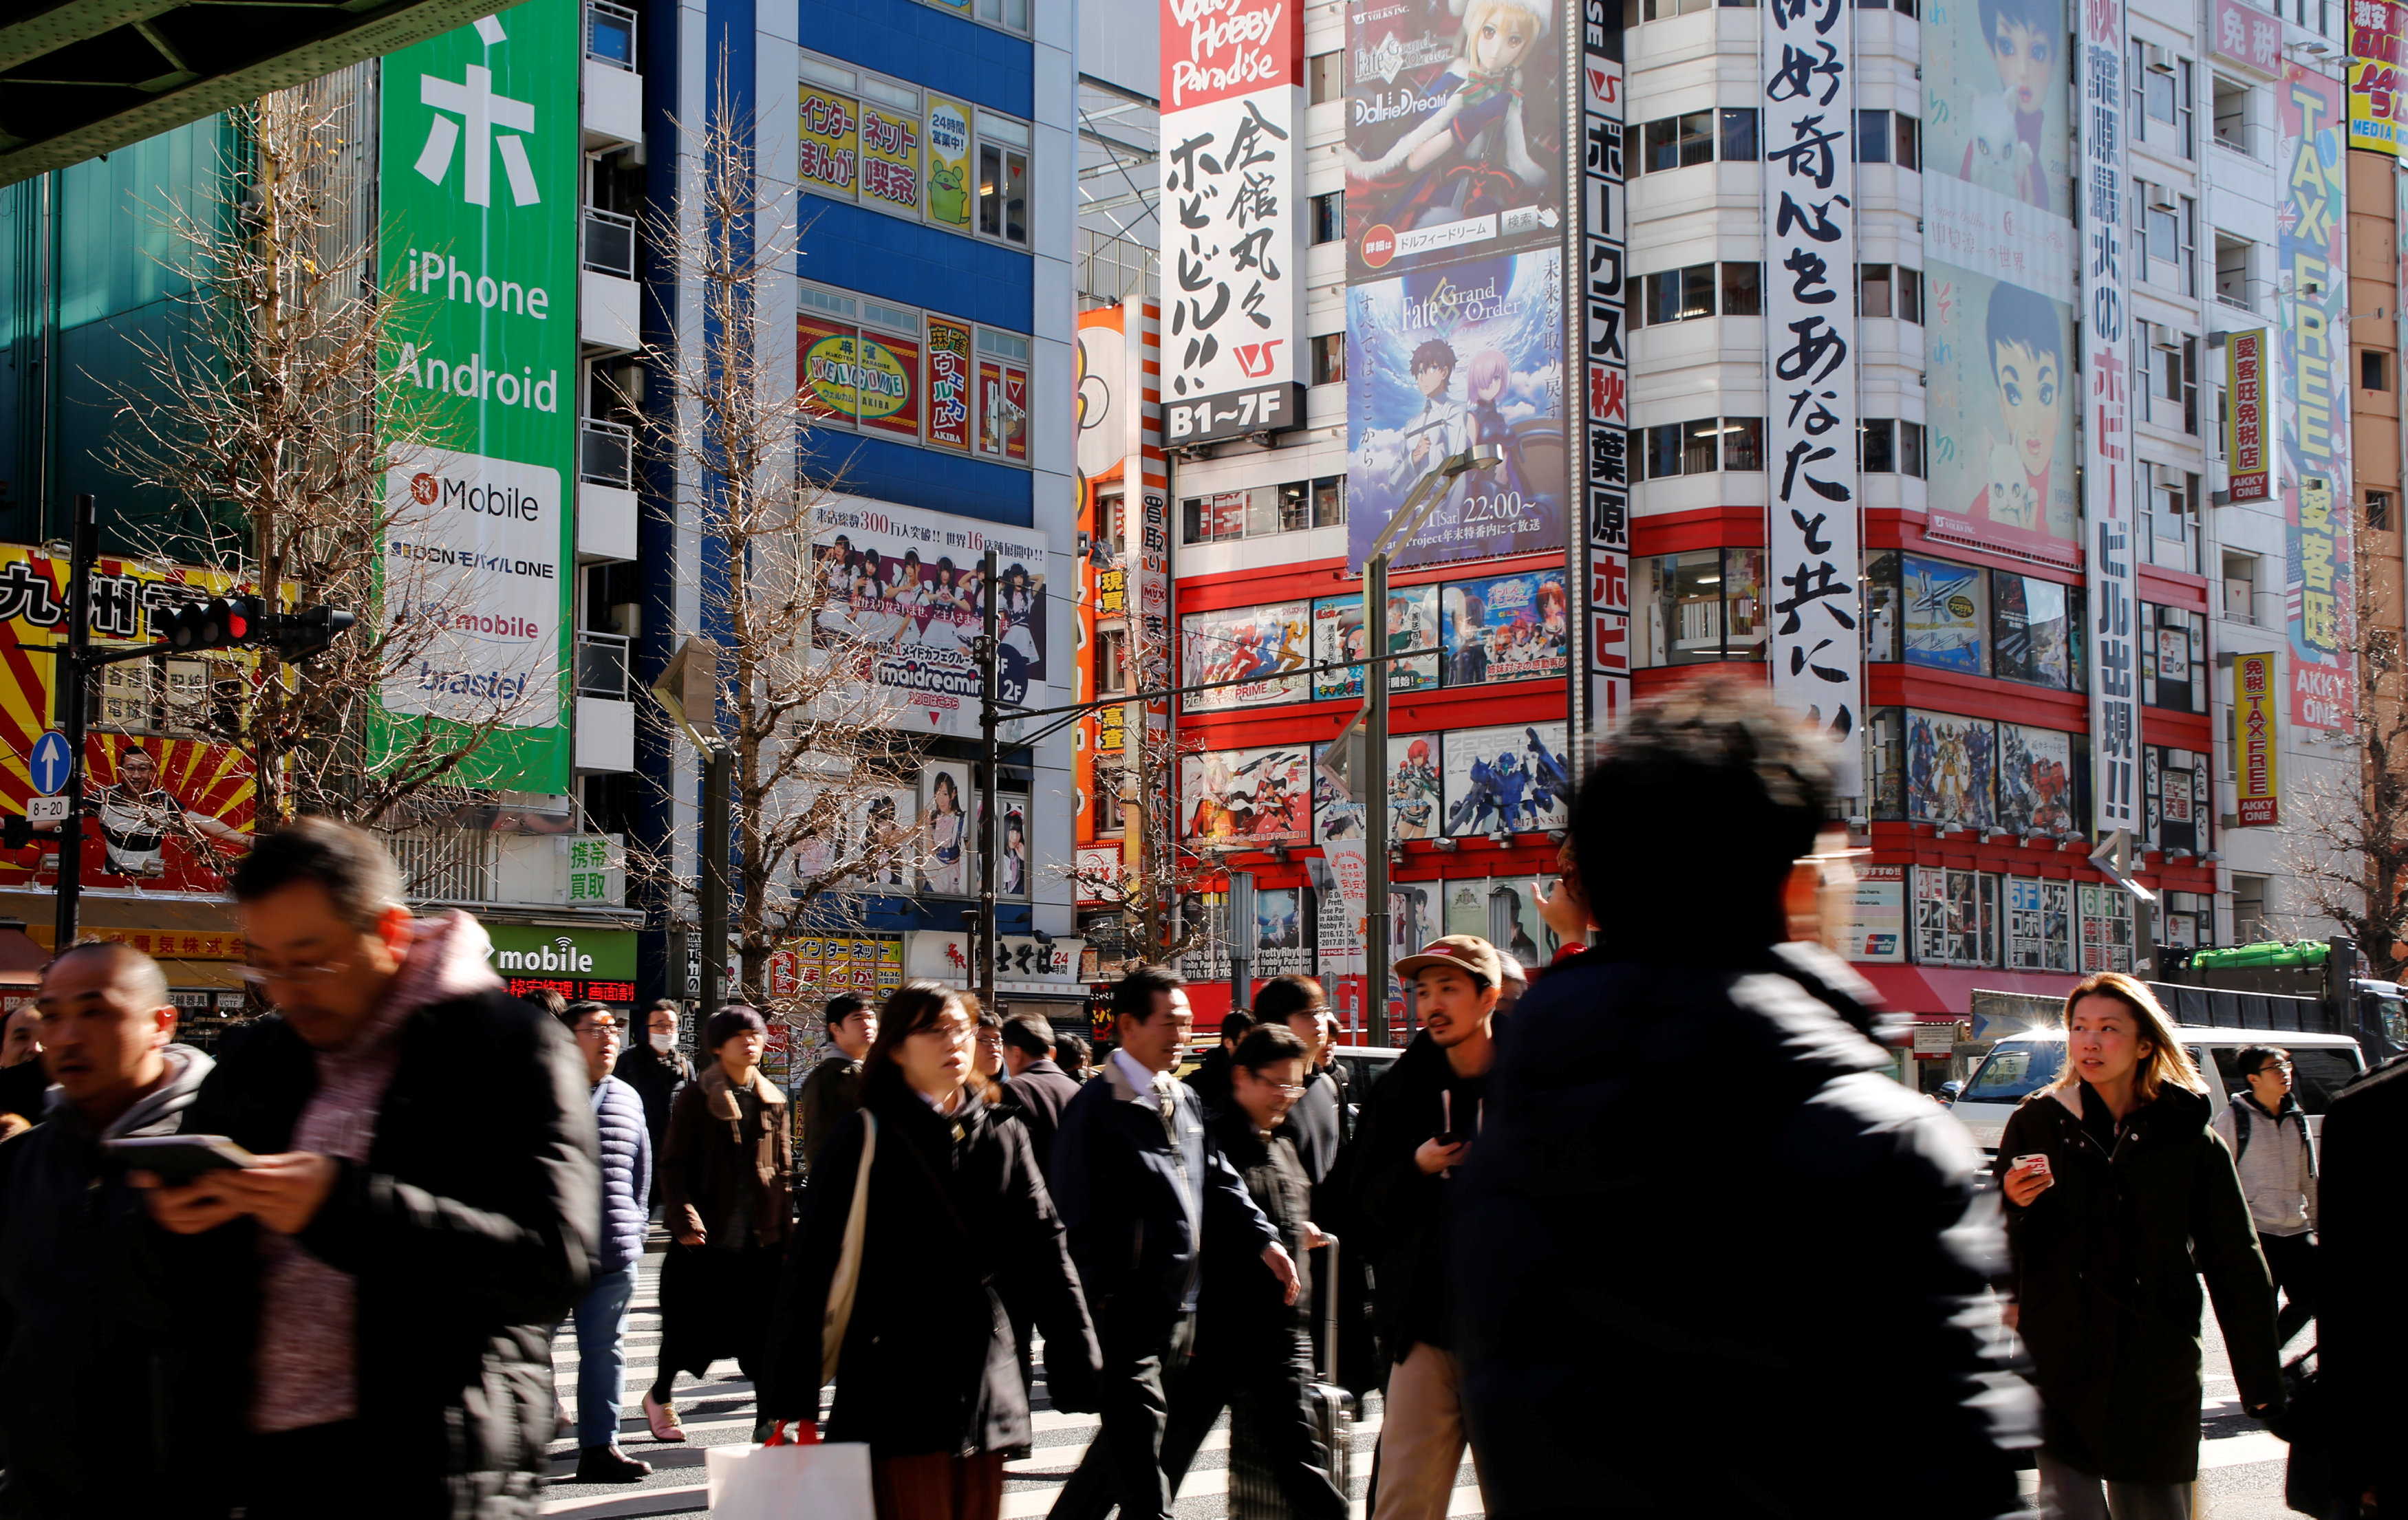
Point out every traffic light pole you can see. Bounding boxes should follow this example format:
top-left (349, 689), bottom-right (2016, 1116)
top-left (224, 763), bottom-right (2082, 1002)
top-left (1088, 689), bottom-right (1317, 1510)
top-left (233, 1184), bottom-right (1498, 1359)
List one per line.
top-left (52, 496), bottom-right (95, 950)
top-left (978, 547), bottom-right (1000, 1018)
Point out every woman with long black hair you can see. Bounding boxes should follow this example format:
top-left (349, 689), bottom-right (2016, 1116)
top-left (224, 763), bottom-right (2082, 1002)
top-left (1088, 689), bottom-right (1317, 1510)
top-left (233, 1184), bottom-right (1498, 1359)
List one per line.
top-left (766, 980), bottom-right (1100, 1520)
top-left (1995, 972), bottom-right (2281, 1520)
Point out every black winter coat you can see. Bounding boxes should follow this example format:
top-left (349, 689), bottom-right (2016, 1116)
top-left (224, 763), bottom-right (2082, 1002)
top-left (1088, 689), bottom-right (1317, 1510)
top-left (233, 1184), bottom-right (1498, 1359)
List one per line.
top-left (1347, 1029), bottom-right (1486, 1358)
top-left (1996, 1081), bottom-right (2280, 1483)
top-left (765, 1083), bottom-right (1101, 1453)
top-left (1201, 1108), bottom-right (1315, 1349)
top-left (2319, 1054), bottom-right (2408, 1505)
top-left (1282, 1064), bottom-right (1345, 1185)
top-left (998, 1058), bottom-right (1082, 1180)
top-left (612, 1041), bottom-right (691, 1160)
top-left (1453, 944), bottom-right (2034, 1520)
top-left (170, 996), bottom-right (599, 1519)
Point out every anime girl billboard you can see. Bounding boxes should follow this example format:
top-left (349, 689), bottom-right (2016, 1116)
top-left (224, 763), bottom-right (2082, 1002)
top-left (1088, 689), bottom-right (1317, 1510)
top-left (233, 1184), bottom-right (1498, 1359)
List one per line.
top-left (1343, 0), bottom-right (1562, 281)
top-left (1181, 747), bottom-right (1312, 849)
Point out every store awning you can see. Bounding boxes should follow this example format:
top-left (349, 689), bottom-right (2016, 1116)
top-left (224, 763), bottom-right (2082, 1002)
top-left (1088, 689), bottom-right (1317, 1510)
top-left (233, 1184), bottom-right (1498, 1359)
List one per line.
top-left (1856, 965), bottom-right (2081, 1018)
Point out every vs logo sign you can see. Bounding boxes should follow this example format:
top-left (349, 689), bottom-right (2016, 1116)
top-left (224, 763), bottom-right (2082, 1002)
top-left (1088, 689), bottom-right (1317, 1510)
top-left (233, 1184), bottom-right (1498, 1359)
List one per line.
top-left (1234, 339), bottom-right (1284, 378)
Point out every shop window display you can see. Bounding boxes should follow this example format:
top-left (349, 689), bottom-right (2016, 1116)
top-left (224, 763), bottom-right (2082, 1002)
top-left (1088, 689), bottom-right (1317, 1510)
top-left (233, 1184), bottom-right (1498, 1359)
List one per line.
top-left (2006, 877), bottom-right (2074, 971)
top-left (1635, 548), bottom-right (1766, 664)
top-left (2140, 603), bottom-right (2208, 711)
top-left (2078, 883), bottom-right (2136, 973)
top-left (1991, 571), bottom-right (2082, 689)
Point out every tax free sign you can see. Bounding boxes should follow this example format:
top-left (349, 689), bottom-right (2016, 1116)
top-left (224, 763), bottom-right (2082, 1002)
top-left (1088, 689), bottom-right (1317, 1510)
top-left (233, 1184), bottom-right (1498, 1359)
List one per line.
top-left (376, 0), bottom-right (579, 792)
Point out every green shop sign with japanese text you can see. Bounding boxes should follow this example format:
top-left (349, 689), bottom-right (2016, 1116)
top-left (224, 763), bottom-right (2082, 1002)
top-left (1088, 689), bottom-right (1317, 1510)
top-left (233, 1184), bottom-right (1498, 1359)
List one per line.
top-left (375, 0), bottom-right (580, 791)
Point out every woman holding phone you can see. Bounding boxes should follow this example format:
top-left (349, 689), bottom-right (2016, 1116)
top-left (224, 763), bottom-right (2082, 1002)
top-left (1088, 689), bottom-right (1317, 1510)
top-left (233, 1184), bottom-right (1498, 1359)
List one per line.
top-left (1993, 972), bottom-right (2281, 1519)
top-left (764, 980), bottom-right (1099, 1520)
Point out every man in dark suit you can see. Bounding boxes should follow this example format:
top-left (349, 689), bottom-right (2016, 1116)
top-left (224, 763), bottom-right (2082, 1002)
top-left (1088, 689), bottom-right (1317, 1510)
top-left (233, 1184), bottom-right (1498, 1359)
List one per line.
top-left (998, 1013), bottom-right (1081, 1177)
top-left (1048, 966), bottom-right (1298, 1520)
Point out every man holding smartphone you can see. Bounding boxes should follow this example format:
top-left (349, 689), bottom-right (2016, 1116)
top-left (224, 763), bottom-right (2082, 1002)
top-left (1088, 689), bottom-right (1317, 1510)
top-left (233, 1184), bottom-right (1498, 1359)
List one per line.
top-left (0, 942), bottom-right (219, 1514)
top-left (1348, 934), bottom-right (1502, 1520)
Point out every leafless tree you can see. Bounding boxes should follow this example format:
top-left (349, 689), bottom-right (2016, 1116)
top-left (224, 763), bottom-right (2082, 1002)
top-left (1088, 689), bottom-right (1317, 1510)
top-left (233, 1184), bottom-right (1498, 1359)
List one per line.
top-left (625, 62), bottom-right (926, 1019)
top-left (98, 71), bottom-right (530, 854)
top-left (1059, 710), bottom-right (1219, 970)
top-left (2280, 519), bottom-right (2408, 975)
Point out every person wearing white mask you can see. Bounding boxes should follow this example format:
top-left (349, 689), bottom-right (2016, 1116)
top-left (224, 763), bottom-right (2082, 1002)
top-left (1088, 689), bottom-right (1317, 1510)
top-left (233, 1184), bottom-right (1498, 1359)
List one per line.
top-left (614, 998), bottom-right (694, 1208)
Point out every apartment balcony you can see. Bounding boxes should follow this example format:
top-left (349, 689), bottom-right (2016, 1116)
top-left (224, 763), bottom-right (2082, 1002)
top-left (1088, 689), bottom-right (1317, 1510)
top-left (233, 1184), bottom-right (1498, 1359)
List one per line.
top-left (579, 207), bottom-right (641, 354)
top-left (582, 0), bottom-right (643, 153)
top-left (577, 418), bottom-right (639, 560)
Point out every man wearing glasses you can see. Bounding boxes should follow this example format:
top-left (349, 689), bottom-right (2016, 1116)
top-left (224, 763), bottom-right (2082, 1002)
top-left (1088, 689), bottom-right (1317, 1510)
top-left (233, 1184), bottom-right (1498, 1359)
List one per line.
top-left (2211, 1044), bottom-right (2319, 1344)
top-left (137, 817), bottom-right (598, 1518)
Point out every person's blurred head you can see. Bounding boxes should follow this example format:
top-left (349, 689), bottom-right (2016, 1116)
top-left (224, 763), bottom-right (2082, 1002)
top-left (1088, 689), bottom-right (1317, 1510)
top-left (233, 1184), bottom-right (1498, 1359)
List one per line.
top-left (1000, 1013), bottom-right (1055, 1076)
top-left (2237, 1043), bottom-right (2294, 1111)
top-left (1230, 1023), bottom-right (1309, 1132)
top-left (1252, 975), bottom-right (1333, 1065)
top-left (2056, 973), bottom-right (2202, 1104)
top-left (1, 1003), bottom-right (40, 1068)
top-left (563, 1001), bottom-right (620, 1085)
top-left (705, 1005), bottom-right (768, 1078)
top-left (825, 992), bottom-right (877, 1061)
top-left (522, 987), bottom-right (568, 1021)
top-left (1494, 954), bottom-right (1527, 1017)
top-left (1054, 1030), bottom-right (1092, 1078)
top-left (36, 943), bottom-right (174, 1127)
top-left (1576, 677), bottom-right (1831, 952)
top-left (1218, 1009), bottom-right (1255, 1054)
top-left (231, 818), bottom-right (412, 1050)
top-left (864, 980), bottom-right (976, 1105)
top-left (646, 999), bottom-right (681, 1054)
top-left (975, 1008), bottom-right (1006, 1078)
top-left (1112, 965), bottom-right (1192, 1074)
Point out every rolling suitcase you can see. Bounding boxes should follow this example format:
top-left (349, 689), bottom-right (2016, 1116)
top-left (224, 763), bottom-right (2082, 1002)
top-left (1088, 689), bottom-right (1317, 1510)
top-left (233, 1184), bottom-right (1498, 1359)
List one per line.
top-left (1228, 1236), bottom-right (1356, 1520)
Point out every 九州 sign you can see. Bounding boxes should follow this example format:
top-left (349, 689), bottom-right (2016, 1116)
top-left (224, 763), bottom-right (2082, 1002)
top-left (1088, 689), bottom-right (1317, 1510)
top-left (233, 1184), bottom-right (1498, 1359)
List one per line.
top-left (377, 0), bottom-right (579, 791)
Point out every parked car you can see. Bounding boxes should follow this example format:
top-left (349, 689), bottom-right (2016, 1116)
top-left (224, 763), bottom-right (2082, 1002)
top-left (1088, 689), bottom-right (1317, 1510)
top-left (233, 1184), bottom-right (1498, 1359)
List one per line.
top-left (1329, 1043), bottom-right (1403, 1125)
top-left (1935, 1078), bottom-right (1963, 1105)
top-left (1949, 1025), bottom-right (2366, 1155)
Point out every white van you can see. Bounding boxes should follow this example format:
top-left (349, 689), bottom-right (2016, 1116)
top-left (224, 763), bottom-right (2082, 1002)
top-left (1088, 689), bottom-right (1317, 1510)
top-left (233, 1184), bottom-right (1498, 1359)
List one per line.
top-left (1950, 1027), bottom-right (2367, 1155)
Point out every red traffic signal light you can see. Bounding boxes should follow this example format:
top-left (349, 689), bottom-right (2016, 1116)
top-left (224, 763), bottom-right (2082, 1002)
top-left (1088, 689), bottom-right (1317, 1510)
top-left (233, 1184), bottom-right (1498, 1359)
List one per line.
top-left (164, 594), bottom-right (269, 653)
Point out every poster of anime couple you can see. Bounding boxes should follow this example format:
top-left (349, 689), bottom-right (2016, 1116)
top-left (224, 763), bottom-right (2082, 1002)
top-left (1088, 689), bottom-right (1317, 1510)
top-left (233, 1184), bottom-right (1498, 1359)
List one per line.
top-left (1346, 250), bottom-right (1568, 570)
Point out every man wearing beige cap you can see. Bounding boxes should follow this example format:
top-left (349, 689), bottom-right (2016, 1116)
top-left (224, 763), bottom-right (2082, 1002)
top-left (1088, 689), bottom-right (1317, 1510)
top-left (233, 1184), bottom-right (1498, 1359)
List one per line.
top-left (1347, 933), bottom-right (1501, 1520)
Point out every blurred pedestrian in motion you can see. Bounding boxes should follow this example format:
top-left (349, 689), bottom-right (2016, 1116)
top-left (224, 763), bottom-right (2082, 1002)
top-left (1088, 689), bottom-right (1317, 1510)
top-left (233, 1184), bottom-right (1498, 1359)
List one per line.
top-left (1054, 1032), bottom-right (1093, 1083)
top-left (556, 1001), bottom-right (653, 1484)
top-left (1997, 974), bottom-right (2279, 1519)
top-left (1350, 935), bottom-right (1501, 1520)
top-left (140, 818), bottom-right (597, 1519)
top-left (649, 1004), bottom-right (793, 1444)
top-left (1185, 1010), bottom-right (1253, 1116)
top-left (764, 981), bottom-right (1100, 1520)
top-left (1249, 976), bottom-right (1346, 1183)
top-left (0, 1001), bottom-right (46, 1135)
top-left (1161, 1023), bottom-right (1347, 1520)
top-left (2208, 1044), bottom-right (2316, 1346)
top-left (1492, 956), bottom-right (1527, 1019)
top-left (0, 944), bottom-right (219, 1517)
top-left (799, 992), bottom-right (877, 1173)
top-left (614, 999), bottom-right (691, 1205)
top-left (523, 986), bottom-right (568, 1021)
top-left (1454, 681), bottom-right (2032, 1520)
top-left (975, 1006), bottom-right (1008, 1094)
top-left (2316, 1048), bottom-right (2407, 1515)
top-left (1049, 966), bottom-right (1295, 1520)
top-left (1531, 838), bottom-right (1591, 968)
top-left (998, 1012), bottom-right (1080, 1178)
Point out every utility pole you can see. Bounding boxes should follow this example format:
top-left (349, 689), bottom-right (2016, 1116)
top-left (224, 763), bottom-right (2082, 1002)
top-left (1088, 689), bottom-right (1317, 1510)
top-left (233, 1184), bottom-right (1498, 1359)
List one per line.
top-left (977, 547), bottom-right (1000, 1016)
top-left (52, 495), bottom-right (94, 950)
top-left (700, 746), bottom-right (731, 1016)
top-left (1364, 553), bottom-right (1390, 1045)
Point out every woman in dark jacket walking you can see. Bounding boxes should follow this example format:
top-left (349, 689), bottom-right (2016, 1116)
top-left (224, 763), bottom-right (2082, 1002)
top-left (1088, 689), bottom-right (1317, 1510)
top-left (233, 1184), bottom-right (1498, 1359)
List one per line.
top-left (1995, 972), bottom-right (2281, 1518)
top-left (765, 980), bottom-right (1101, 1520)
top-left (647, 1005), bottom-right (793, 1443)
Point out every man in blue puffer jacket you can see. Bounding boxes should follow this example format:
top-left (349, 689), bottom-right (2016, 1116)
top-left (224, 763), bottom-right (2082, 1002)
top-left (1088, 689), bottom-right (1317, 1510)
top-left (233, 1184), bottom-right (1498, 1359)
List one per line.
top-left (559, 1001), bottom-right (654, 1483)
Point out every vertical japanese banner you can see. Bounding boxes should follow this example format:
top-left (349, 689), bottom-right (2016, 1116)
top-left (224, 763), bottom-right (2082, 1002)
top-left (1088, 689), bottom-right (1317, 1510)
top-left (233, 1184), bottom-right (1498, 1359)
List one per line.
top-left (378, 0), bottom-right (579, 792)
top-left (2223, 329), bottom-right (2272, 503)
top-left (1159, 0), bottom-right (1307, 447)
top-left (1763, 0), bottom-right (1861, 790)
top-left (2279, 66), bottom-right (2353, 730)
top-left (2235, 651), bottom-right (2281, 826)
top-left (2077, 0), bottom-right (2138, 839)
top-left (1576, 8), bottom-right (1629, 758)
top-left (2347, 0), bottom-right (2408, 155)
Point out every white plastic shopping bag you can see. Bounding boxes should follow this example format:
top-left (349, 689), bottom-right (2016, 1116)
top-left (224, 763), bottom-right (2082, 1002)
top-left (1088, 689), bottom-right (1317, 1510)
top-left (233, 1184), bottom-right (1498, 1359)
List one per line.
top-left (706, 1433), bottom-right (874, 1520)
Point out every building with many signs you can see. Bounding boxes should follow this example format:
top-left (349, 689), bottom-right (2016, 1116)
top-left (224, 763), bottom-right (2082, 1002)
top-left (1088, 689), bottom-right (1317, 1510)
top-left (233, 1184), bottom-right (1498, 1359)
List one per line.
top-left (1127, 0), bottom-right (2405, 1081)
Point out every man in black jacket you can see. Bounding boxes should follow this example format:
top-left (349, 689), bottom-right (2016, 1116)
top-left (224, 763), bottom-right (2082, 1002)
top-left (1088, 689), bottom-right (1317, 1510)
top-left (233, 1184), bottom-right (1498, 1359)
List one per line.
top-left (796, 990), bottom-right (876, 1173)
top-left (0, 944), bottom-right (221, 1517)
top-left (1162, 1023), bottom-right (1347, 1520)
top-left (1251, 975), bottom-right (1346, 1183)
top-left (1351, 934), bottom-right (1502, 1520)
top-left (613, 997), bottom-right (691, 1202)
top-left (998, 1012), bottom-right (1081, 1177)
top-left (1048, 966), bottom-right (1296, 1520)
top-left (1182, 1009), bottom-right (1253, 1117)
top-left (1452, 680), bottom-right (2032, 1519)
top-left (140, 818), bottom-right (599, 1520)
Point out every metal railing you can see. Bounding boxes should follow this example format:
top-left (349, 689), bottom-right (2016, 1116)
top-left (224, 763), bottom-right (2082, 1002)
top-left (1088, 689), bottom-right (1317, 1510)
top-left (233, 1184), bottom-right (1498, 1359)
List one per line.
top-left (388, 825), bottom-right (496, 904)
top-left (580, 419), bottom-right (635, 488)
top-left (587, 0), bottom-right (637, 69)
top-left (583, 207), bottom-right (637, 279)
top-left (577, 633), bottom-right (632, 699)
top-left (1077, 226), bottom-right (1158, 306)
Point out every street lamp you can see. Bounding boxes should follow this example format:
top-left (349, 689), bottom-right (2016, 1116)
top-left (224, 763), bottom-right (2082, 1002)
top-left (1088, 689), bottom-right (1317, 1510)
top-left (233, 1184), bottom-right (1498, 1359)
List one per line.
top-left (1335, 446), bottom-right (1498, 1045)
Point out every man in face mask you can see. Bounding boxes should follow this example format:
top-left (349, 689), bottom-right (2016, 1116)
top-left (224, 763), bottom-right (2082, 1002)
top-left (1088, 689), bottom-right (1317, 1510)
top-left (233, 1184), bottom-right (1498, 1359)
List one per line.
top-left (614, 999), bottom-right (694, 1208)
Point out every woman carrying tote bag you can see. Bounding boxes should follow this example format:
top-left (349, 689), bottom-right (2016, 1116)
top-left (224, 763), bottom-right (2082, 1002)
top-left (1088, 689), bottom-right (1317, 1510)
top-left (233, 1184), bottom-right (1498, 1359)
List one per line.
top-left (765, 980), bottom-right (1102, 1520)
top-left (1994, 972), bottom-right (2283, 1520)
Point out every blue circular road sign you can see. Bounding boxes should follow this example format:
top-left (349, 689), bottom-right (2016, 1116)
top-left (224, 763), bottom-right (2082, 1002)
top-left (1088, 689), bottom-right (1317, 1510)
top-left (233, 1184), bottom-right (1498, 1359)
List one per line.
top-left (27, 730), bottom-right (74, 796)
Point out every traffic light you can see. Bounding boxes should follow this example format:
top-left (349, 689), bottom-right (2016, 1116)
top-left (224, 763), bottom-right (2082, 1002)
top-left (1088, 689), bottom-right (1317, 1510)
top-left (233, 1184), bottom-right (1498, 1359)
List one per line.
top-left (164, 594), bottom-right (269, 652)
top-left (269, 605), bottom-right (355, 661)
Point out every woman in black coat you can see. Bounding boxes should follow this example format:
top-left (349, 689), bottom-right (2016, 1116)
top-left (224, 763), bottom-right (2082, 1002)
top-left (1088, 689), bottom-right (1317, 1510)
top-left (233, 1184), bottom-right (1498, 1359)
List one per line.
top-left (766, 980), bottom-right (1101, 1520)
top-left (1995, 972), bottom-right (2281, 1517)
